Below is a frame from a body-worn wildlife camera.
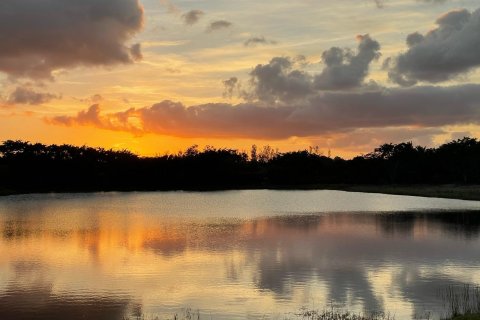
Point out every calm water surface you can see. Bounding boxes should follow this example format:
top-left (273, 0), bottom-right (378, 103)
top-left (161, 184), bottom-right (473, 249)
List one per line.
top-left (1, 190), bottom-right (480, 320)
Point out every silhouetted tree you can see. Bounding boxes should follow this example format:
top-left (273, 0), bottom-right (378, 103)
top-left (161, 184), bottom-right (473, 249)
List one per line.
top-left (1, 137), bottom-right (480, 193)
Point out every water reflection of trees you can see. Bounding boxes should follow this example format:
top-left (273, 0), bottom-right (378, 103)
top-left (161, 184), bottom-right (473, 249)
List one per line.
top-left (0, 287), bottom-right (134, 320)
top-left (0, 260), bottom-right (135, 320)
top-left (375, 211), bottom-right (480, 239)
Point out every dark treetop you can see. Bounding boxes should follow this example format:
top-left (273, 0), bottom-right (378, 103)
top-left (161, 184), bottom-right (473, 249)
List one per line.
top-left (0, 137), bottom-right (479, 193)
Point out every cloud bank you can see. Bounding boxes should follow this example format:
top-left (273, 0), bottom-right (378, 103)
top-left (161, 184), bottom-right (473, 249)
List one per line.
top-left (243, 35), bottom-right (380, 104)
top-left (44, 6), bottom-right (480, 148)
top-left (0, 0), bottom-right (144, 80)
top-left (48, 84), bottom-right (480, 140)
top-left (388, 8), bottom-right (480, 85)
top-left (47, 31), bottom-right (480, 140)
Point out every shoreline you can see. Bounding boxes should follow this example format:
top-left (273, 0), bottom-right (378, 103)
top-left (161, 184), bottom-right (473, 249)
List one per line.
top-left (332, 185), bottom-right (480, 201)
top-left (1, 184), bottom-right (480, 201)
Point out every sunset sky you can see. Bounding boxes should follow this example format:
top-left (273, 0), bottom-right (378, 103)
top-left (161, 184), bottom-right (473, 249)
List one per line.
top-left (1, 0), bottom-right (480, 157)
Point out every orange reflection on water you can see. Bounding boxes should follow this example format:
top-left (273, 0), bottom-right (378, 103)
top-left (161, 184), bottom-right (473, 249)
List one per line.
top-left (1, 192), bottom-right (480, 320)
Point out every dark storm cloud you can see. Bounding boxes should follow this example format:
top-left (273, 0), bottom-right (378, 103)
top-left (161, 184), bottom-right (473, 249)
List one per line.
top-left (244, 36), bottom-right (277, 47)
top-left (48, 84), bottom-right (480, 140)
top-left (6, 86), bottom-right (59, 105)
top-left (206, 20), bottom-right (233, 32)
top-left (314, 34), bottom-right (381, 90)
top-left (247, 57), bottom-right (314, 103)
top-left (0, 0), bottom-right (144, 80)
top-left (388, 8), bottom-right (480, 85)
top-left (182, 10), bottom-right (205, 25)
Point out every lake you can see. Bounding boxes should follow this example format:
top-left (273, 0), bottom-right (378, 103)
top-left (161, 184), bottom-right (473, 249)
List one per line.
top-left (1, 190), bottom-right (480, 320)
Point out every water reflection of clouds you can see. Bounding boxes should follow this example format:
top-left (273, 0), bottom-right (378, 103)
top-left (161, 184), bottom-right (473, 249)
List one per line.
top-left (237, 213), bottom-right (480, 317)
top-left (1, 201), bottom-right (480, 319)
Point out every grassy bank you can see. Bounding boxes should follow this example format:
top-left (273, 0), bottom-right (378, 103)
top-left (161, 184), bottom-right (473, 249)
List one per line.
top-left (122, 285), bottom-right (480, 320)
top-left (125, 308), bottom-right (395, 320)
top-left (123, 307), bottom-right (479, 320)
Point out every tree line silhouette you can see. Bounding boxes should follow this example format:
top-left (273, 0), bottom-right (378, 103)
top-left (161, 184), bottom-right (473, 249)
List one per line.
top-left (0, 137), bottom-right (479, 193)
